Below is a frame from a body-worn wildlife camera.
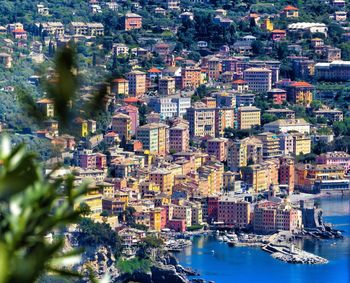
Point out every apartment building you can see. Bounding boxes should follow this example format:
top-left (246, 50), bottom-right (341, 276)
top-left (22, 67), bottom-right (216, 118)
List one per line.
top-left (136, 123), bottom-right (169, 155)
top-left (112, 113), bottom-right (132, 142)
top-left (181, 66), bottom-right (201, 89)
top-left (227, 137), bottom-right (263, 171)
top-left (169, 123), bottom-right (189, 153)
top-left (237, 106), bottom-right (261, 130)
top-left (126, 70), bottom-right (146, 97)
top-left (207, 138), bottom-right (228, 162)
top-left (187, 102), bottom-right (216, 137)
top-left (69, 22), bottom-right (104, 36)
top-left (257, 132), bottom-right (282, 159)
top-left (264, 118), bottom-right (310, 134)
top-left (149, 96), bottom-right (191, 119)
top-left (158, 77), bottom-right (176, 96)
top-left (124, 13), bottom-right (142, 31)
top-left (243, 67), bottom-right (272, 92)
top-left (217, 198), bottom-right (251, 228)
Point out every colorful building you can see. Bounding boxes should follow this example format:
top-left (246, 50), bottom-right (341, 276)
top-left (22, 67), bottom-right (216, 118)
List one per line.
top-left (237, 106), bottom-right (261, 130)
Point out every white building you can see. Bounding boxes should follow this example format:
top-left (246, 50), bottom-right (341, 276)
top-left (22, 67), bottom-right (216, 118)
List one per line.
top-left (149, 96), bottom-right (191, 119)
top-left (288, 22), bottom-right (328, 37)
top-left (112, 43), bottom-right (129, 56)
top-left (263, 118), bottom-right (310, 134)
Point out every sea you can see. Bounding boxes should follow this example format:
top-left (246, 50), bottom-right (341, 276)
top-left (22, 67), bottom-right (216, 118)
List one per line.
top-left (176, 196), bottom-right (350, 283)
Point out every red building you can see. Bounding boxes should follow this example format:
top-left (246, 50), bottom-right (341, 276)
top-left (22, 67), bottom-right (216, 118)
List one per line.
top-left (167, 219), bottom-right (186, 232)
top-left (279, 156), bottom-right (295, 194)
top-left (124, 13), bottom-right (142, 31)
top-left (96, 153), bottom-right (107, 170)
top-left (271, 30), bottom-right (286, 41)
top-left (267, 88), bottom-right (287, 105)
top-left (12, 28), bottom-right (27, 39)
top-left (207, 197), bottom-right (219, 223)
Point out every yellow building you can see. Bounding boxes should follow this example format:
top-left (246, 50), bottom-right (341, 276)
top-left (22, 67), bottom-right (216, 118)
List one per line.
top-left (150, 208), bottom-right (163, 232)
top-left (242, 164), bottom-right (268, 192)
top-left (112, 113), bottom-right (132, 141)
top-left (74, 118), bottom-right (89, 137)
top-left (237, 106), bottom-right (261, 130)
top-left (149, 169), bottom-right (173, 195)
top-left (292, 133), bottom-right (311, 155)
top-left (97, 181), bottom-right (115, 198)
top-left (112, 78), bottom-right (129, 96)
top-left (227, 137), bottom-right (263, 171)
top-left (139, 180), bottom-right (160, 195)
top-left (262, 17), bottom-right (274, 31)
top-left (295, 164), bottom-right (345, 189)
top-left (37, 98), bottom-right (55, 117)
top-left (257, 132), bottom-right (282, 159)
top-left (76, 184), bottom-right (103, 214)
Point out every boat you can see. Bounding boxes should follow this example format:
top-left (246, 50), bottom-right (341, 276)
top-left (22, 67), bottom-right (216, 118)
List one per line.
top-left (227, 240), bottom-right (237, 247)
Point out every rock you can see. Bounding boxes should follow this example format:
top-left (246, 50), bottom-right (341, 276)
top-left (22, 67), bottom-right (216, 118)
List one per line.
top-left (176, 265), bottom-right (199, 276)
top-left (161, 252), bottom-right (179, 266)
top-left (192, 279), bottom-right (205, 283)
top-left (130, 271), bottom-right (153, 283)
top-left (151, 264), bottom-right (190, 283)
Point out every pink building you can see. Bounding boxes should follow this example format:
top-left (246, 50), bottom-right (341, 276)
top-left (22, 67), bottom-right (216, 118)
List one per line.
top-left (167, 219), bottom-right (186, 232)
top-left (79, 150), bottom-right (96, 169)
top-left (207, 138), bottom-right (227, 162)
top-left (316, 151), bottom-right (350, 173)
top-left (169, 124), bottom-right (189, 153)
top-left (253, 201), bottom-right (302, 234)
top-left (217, 198), bottom-right (250, 228)
top-left (115, 105), bottom-right (139, 135)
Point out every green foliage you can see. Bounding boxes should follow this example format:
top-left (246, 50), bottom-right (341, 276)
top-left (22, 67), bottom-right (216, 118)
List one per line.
top-left (77, 218), bottom-right (123, 258)
top-left (224, 127), bottom-right (259, 139)
top-left (261, 113), bottom-right (278, 125)
top-left (116, 257), bottom-right (151, 275)
top-left (0, 136), bottom-right (87, 282)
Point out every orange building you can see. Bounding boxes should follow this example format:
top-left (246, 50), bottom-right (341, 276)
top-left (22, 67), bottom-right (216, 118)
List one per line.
top-left (124, 13), bottom-right (142, 31)
top-left (181, 66), bottom-right (201, 89)
top-left (287, 81), bottom-right (313, 106)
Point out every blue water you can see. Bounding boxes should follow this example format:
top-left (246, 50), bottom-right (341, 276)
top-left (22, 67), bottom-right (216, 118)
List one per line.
top-left (177, 196), bottom-right (350, 283)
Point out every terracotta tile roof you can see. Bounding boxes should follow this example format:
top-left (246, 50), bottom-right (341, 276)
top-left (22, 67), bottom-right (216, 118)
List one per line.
top-left (113, 78), bottom-right (128, 83)
top-left (283, 5), bottom-right (299, 11)
top-left (148, 67), bottom-right (161, 73)
top-left (289, 81), bottom-right (313, 88)
top-left (37, 98), bottom-right (53, 104)
top-left (12, 28), bottom-right (26, 33)
top-left (272, 29), bottom-right (286, 33)
top-left (233, 79), bottom-right (247, 84)
top-left (124, 97), bottom-right (140, 103)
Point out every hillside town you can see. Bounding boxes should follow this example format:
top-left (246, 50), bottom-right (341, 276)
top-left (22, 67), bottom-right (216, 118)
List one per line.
top-left (0, 0), bottom-right (349, 282)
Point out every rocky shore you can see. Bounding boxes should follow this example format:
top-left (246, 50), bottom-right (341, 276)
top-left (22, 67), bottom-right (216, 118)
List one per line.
top-left (262, 243), bottom-right (328, 264)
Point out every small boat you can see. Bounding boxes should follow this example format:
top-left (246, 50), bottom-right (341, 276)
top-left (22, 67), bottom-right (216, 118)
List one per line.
top-left (211, 250), bottom-right (215, 254)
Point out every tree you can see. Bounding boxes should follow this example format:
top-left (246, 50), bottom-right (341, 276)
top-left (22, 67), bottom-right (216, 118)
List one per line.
top-left (310, 100), bottom-right (322, 110)
top-left (77, 218), bottom-right (123, 257)
top-left (0, 136), bottom-right (87, 282)
top-left (333, 121), bottom-right (348, 136)
top-left (251, 40), bottom-right (264, 56)
top-left (261, 113), bottom-right (278, 125)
